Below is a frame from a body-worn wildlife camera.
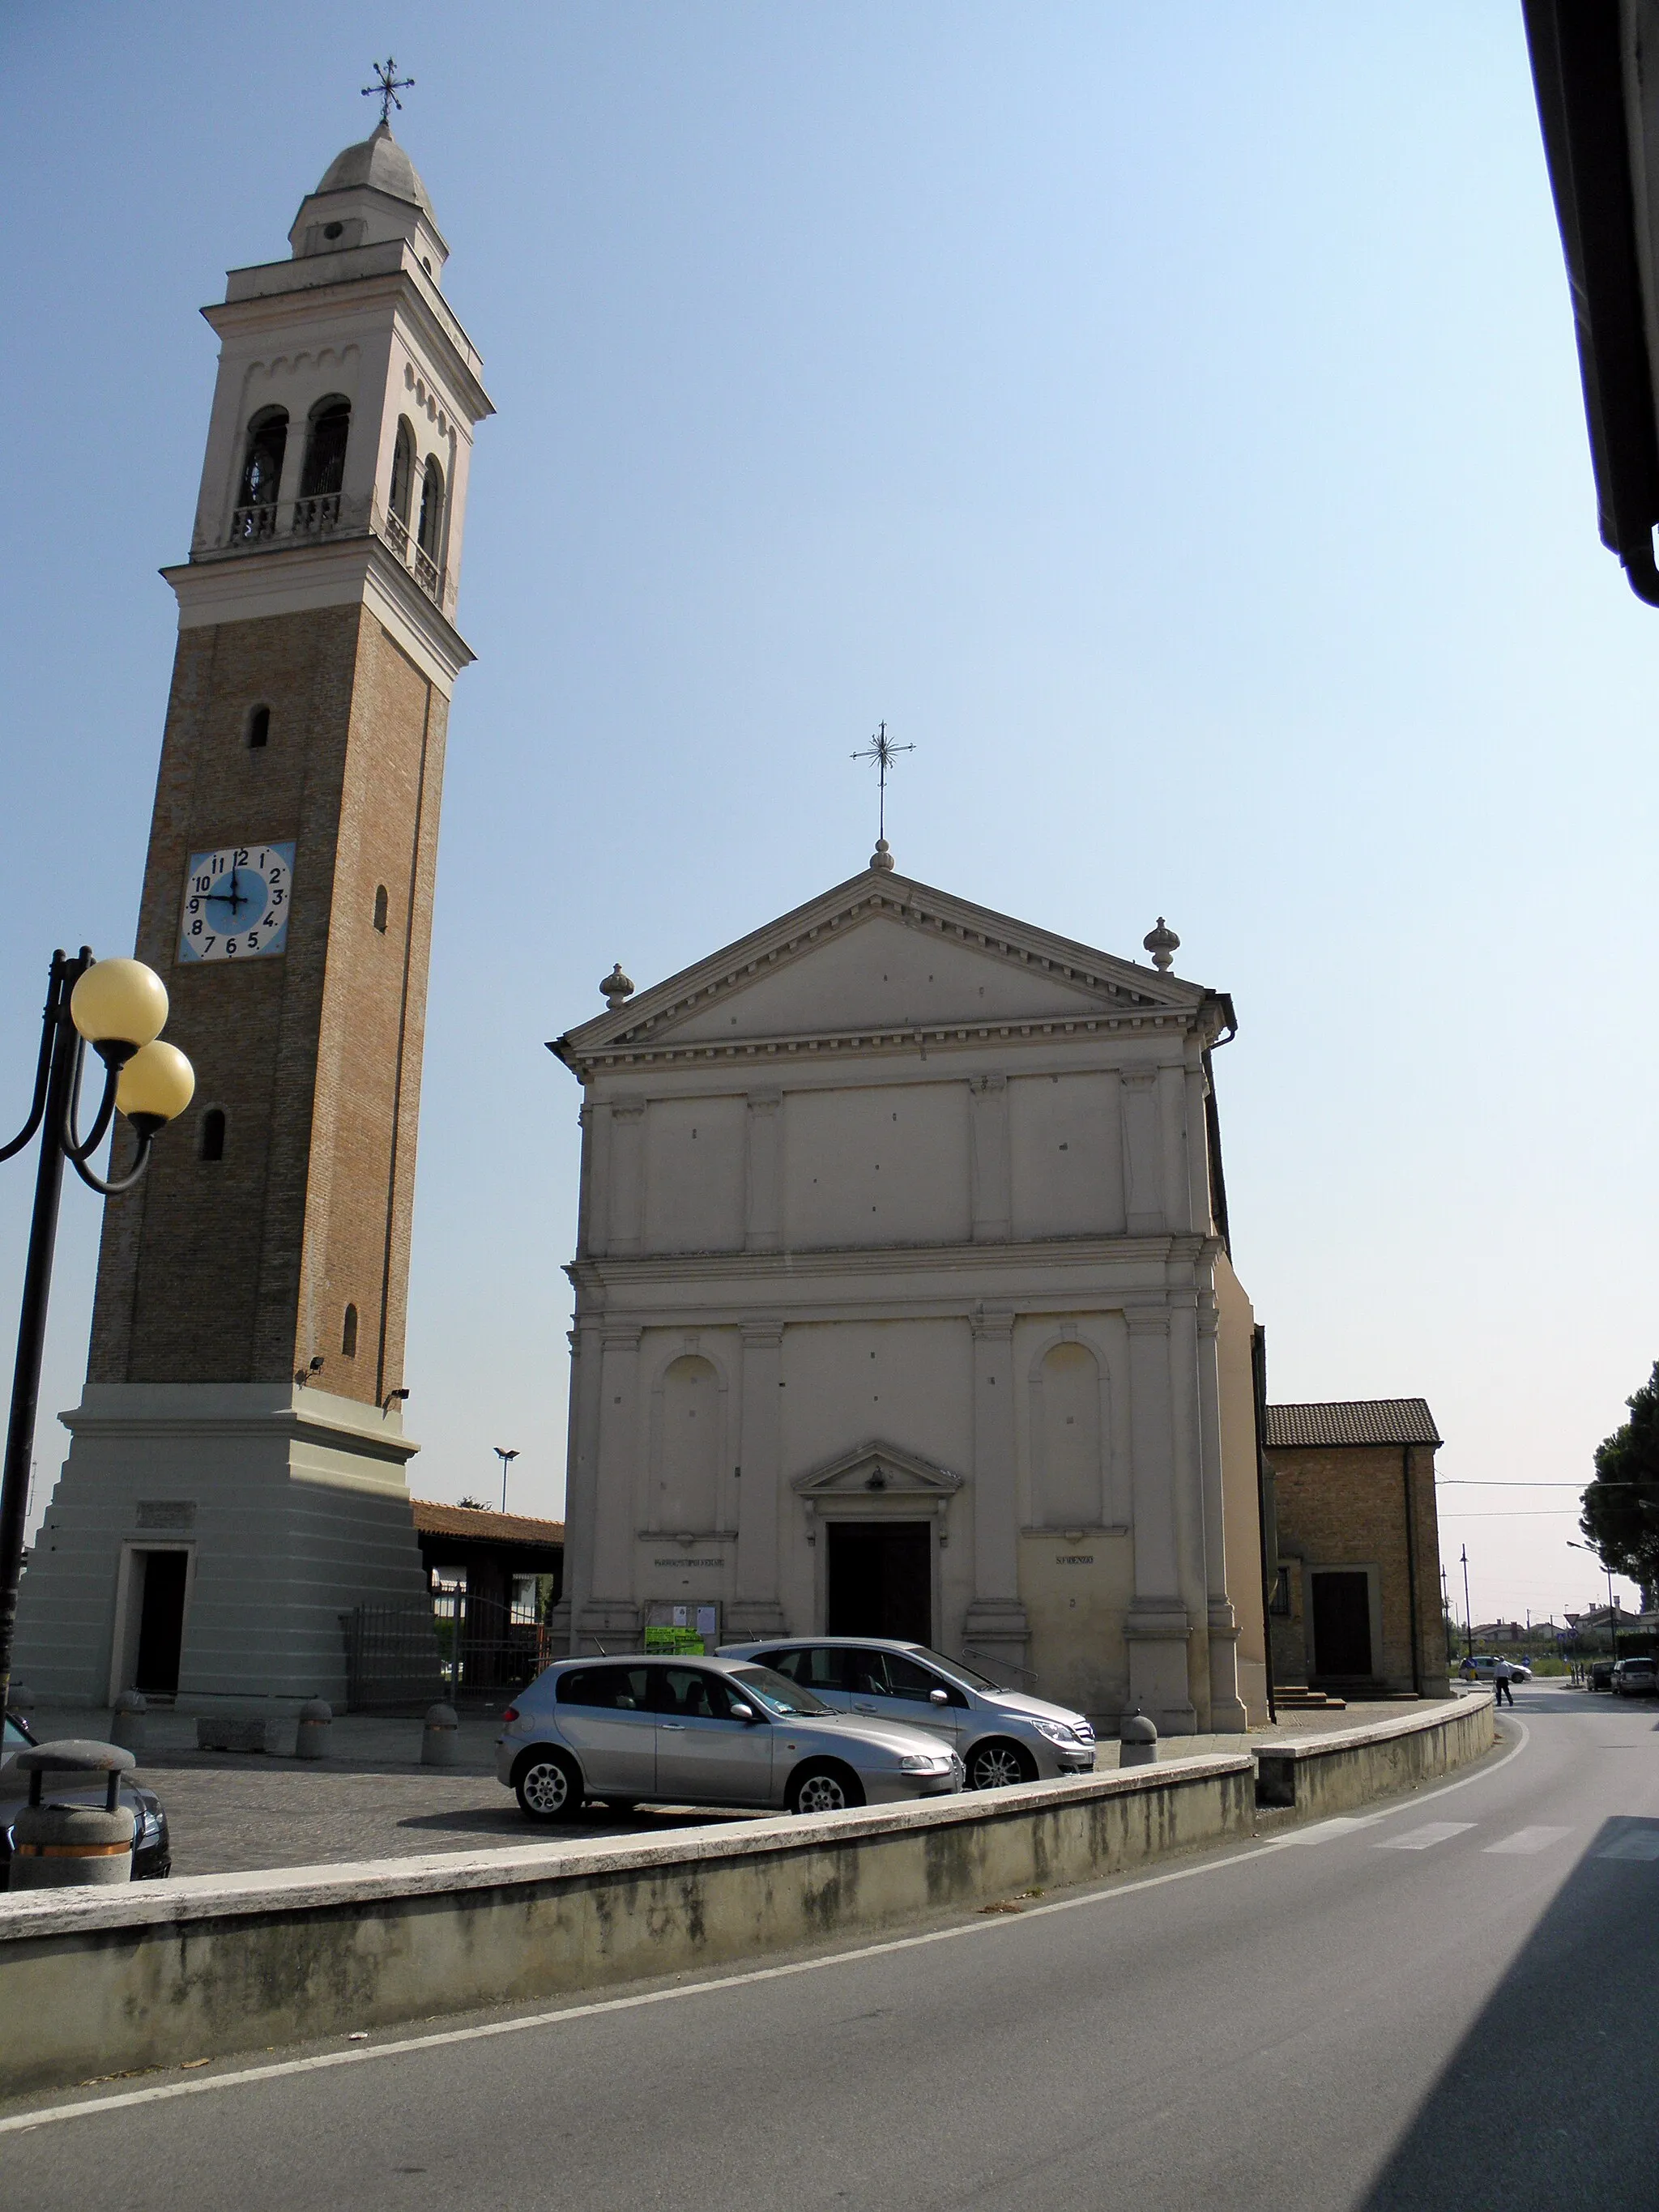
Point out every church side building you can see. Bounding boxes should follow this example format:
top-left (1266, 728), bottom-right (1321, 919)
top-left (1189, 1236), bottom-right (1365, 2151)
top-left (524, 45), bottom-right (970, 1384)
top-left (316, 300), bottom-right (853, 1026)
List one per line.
top-left (551, 856), bottom-right (1269, 1733)
top-left (15, 125), bottom-right (491, 1708)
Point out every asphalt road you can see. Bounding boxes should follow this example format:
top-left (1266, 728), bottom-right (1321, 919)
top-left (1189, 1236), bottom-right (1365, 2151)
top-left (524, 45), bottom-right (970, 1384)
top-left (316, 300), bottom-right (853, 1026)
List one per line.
top-left (4, 1681), bottom-right (1657, 2210)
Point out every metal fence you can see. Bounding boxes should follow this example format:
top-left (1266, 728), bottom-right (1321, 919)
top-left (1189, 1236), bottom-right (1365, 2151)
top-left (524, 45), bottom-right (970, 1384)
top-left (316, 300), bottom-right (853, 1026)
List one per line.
top-left (341, 1591), bottom-right (557, 1711)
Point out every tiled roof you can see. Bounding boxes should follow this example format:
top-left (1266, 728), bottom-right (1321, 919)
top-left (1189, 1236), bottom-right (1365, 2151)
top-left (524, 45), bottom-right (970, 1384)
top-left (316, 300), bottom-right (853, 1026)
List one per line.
top-left (412, 1499), bottom-right (565, 1545)
top-left (1264, 1399), bottom-right (1442, 1450)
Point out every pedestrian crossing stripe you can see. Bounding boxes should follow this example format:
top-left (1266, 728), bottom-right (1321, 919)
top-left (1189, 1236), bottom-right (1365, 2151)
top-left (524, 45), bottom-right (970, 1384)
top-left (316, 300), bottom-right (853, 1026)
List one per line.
top-left (1375, 1822), bottom-right (1475, 1850)
top-left (1482, 1826), bottom-right (1572, 1855)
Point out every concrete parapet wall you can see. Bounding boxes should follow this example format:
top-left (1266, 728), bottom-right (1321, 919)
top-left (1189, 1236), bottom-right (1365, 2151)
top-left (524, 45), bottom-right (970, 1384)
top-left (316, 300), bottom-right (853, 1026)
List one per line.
top-left (0, 1696), bottom-right (1494, 2096)
top-left (1255, 1690), bottom-right (1494, 1818)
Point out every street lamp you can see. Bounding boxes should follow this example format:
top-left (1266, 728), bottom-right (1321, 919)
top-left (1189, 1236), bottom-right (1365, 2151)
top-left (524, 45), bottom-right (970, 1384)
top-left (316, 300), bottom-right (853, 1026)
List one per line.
top-left (1461, 1545), bottom-right (1474, 1660)
top-left (1568, 1541), bottom-right (1620, 1657)
top-left (0, 949), bottom-right (194, 1711)
top-left (493, 1447), bottom-right (518, 1513)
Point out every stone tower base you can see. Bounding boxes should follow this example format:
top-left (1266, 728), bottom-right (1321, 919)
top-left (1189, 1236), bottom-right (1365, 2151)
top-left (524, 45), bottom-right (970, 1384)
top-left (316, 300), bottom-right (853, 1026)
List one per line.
top-left (15, 1383), bottom-right (435, 1711)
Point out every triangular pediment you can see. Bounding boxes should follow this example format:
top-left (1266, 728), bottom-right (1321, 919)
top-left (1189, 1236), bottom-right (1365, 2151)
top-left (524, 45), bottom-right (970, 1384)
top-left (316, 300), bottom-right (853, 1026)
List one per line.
top-left (552, 867), bottom-right (1222, 1072)
top-left (791, 1440), bottom-right (964, 1497)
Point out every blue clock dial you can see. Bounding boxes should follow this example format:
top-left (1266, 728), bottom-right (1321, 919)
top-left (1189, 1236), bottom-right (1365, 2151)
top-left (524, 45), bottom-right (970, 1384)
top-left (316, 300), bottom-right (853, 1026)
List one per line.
top-left (178, 841), bottom-right (296, 963)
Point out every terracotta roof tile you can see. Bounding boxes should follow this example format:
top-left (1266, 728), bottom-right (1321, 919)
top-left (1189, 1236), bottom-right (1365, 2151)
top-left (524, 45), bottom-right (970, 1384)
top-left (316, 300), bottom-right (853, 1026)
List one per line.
top-left (412, 1498), bottom-right (565, 1545)
top-left (1264, 1399), bottom-right (1442, 1450)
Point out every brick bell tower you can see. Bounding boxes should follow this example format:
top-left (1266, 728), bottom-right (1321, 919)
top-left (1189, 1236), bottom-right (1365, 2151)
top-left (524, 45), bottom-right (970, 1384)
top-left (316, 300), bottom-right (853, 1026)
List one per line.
top-left (15, 121), bottom-right (492, 1709)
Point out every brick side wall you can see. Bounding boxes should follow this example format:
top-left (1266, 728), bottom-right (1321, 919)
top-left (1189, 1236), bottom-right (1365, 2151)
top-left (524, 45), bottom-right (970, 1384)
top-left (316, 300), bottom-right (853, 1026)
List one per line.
top-left (87, 603), bottom-right (446, 1404)
top-left (1268, 1442), bottom-right (1448, 1694)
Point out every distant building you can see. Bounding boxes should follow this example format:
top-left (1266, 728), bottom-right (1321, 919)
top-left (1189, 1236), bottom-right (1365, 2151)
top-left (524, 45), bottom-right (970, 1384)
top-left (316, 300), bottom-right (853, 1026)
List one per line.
top-left (1264, 1399), bottom-right (1449, 1698)
top-left (412, 1500), bottom-right (563, 1618)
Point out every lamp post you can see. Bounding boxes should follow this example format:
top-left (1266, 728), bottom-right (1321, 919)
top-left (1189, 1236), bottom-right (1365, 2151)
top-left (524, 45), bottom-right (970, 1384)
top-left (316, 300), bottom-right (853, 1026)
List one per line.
top-left (1461, 1545), bottom-right (1473, 1660)
top-left (493, 1447), bottom-right (518, 1513)
top-left (1569, 1541), bottom-right (1619, 1657)
top-left (0, 950), bottom-right (194, 1711)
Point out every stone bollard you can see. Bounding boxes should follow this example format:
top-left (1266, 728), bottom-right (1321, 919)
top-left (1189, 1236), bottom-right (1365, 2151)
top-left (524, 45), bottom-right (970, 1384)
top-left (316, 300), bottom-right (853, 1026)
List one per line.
top-left (296, 1698), bottom-right (333, 1759)
top-left (9, 1741), bottom-right (136, 1889)
top-left (109, 1690), bottom-right (147, 1757)
top-left (421, 1701), bottom-right (459, 1767)
top-left (1119, 1707), bottom-right (1158, 1769)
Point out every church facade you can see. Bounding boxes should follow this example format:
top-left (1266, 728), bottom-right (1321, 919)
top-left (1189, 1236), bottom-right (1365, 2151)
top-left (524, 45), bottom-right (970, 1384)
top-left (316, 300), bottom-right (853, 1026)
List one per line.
top-left (552, 858), bottom-right (1269, 1733)
top-left (15, 124), bottom-right (489, 1707)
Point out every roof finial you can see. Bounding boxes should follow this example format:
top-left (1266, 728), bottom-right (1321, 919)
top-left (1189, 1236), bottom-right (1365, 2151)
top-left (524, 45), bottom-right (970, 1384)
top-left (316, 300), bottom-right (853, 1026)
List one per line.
top-left (1143, 916), bottom-right (1179, 973)
top-left (362, 56), bottom-right (414, 129)
top-left (851, 720), bottom-right (914, 872)
top-left (600, 962), bottom-right (634, 1008)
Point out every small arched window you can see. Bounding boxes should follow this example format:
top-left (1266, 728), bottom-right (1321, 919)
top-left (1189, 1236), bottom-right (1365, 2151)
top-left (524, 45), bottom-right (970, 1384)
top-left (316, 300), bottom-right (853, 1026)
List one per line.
top-left (389, 420), bottom-right (416, 526)
top-left (199, 1108), bottom-right (226, 1163)
top-left (301, 396), bottom-right (352, 499)
top-left (373, 884), bottom-right (389, 934)
top-left (342, 1304), bottom-right (359, 1359)
top-left (417, 455), bottom-right (444, 558)
top-left (237, 408), bottom-right (287, 527)
top-left (246, 705), bottom-right (271, 749)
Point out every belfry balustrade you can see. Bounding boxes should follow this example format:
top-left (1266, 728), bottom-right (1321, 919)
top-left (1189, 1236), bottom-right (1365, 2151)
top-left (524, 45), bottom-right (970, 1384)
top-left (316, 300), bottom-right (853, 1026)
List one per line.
top-left (208, 490), bottom-right (450, 610)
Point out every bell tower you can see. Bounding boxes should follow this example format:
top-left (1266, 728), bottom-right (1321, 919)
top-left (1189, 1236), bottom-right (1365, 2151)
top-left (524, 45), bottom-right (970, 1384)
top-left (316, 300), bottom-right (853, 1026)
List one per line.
top-left (15, 122), bottom-right (493, 1709)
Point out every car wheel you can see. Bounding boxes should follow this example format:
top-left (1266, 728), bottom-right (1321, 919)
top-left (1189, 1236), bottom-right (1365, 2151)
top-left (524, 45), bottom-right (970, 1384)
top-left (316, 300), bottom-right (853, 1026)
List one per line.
top-left (514, 1749), bottom-right (583, 1822)
top-left (966, 1738), bottom-right (1038, 1790)
top-left (787, 1762), bottom-right (865, 1816)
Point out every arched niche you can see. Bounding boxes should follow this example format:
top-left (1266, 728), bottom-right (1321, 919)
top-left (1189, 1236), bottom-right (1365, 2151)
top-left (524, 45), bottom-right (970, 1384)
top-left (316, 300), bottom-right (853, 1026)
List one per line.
top-left (1029, 1336), bottom-right (1111, 1529)
top-left (650, 1353), bottom-right (725, 1535)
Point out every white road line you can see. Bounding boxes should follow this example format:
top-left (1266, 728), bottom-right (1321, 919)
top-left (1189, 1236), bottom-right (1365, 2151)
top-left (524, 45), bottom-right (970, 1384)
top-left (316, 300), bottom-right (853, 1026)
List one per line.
top-left (1375, 1821), bottom-right (1475, 1852)
top-left (1483, 1826), bottom-right (1572, 1856)
top-left (1285, 1816), bottom-right (1385, 1844)
top-left (1596, 1830), bottom-right (1659, 1861)
top-left (0, 1715), bottom-right (1532, 2138)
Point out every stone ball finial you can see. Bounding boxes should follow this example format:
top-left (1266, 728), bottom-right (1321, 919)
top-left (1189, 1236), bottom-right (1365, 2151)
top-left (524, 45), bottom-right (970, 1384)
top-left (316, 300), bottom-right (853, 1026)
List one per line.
top-left (1143, 917), bottom-right (1179, 973)
top-left (600, 963), bottom-right (635, 1008)
top-left (871, 838), bottom-right (895, 872)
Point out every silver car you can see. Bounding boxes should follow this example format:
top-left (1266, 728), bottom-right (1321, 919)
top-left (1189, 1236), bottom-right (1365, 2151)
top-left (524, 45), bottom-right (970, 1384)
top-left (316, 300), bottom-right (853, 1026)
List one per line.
top-left (719, 1637), bottom-right (1096, 1788)
top-left (497, 1655), bottom-right (964, 1821)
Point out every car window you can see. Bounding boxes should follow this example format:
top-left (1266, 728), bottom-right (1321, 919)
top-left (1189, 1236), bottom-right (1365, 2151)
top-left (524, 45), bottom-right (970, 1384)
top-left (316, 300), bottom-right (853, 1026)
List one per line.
top-left (766, 1646), bottom-right (849, 1693)
top-left (556, 1665), bottom-right (651, 1710)
top-left (884, 1652), bottom-right (954, 1702)
top-left (913, 1647), bottom-right (1000, 1690)
top-left (729, 1665), bottom-right (833, 1718)
top-left (3, 1716), bottom-right (29, 1750)
top-left (843, 1648), bottom-right (891, 1696)
top-left (653, 1667), bottom-right (737, 1720)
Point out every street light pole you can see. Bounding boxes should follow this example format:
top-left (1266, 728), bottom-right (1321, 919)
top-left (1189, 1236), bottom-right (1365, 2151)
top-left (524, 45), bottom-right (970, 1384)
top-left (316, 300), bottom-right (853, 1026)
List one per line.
top-left (493, 1447), bottom-right (518, 1514)
top-left (0, 951), bottom-right (194, 1712)
top-left (1461, 1545), bottom-right (1473, 1660)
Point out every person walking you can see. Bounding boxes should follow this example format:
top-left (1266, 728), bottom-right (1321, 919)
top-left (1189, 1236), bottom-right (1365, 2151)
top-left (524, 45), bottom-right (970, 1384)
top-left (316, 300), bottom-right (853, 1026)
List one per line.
top-left (1493, 1656), bottom-right (1515, 1707)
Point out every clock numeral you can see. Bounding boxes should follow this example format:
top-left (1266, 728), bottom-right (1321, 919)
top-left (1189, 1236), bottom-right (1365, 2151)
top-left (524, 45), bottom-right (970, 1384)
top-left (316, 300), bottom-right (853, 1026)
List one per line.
top-left (225, 939), bottom-right (239, 957)
top-left (187, 899), bottom-right (200, 917)
top-left (263, 911), bottom-right (279, 930)
top-left (270, 886), bottom-right (285, 906)
top-left (268, 867), bottom-right (285, 887)
top-left (203, 935), bottom-right (216, 953)
top-left (233, 847), bottom-right (249, 865)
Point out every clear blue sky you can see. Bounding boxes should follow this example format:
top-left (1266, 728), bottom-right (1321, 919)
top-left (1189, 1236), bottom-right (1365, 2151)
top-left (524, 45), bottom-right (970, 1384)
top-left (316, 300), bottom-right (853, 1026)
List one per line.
top-left (2, 3), bottom-right (1654, 1629)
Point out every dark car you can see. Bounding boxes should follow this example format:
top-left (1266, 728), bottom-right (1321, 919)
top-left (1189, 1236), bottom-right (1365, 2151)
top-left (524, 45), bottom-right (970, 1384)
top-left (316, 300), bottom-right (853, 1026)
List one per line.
top-left (1612, 1657), bottom-right (1658, 1698)
top-left (1588, 1660), bottom-right (1616, 1691)
top-left (1, 1711), bottom-right (171, 1887)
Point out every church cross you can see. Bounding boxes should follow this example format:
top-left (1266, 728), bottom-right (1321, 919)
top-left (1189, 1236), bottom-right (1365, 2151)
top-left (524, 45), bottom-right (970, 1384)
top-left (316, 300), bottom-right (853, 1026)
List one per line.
top-left (851, 721), bottom-right (915, 847)
top-left (362, 57), bottom-right (415, 126)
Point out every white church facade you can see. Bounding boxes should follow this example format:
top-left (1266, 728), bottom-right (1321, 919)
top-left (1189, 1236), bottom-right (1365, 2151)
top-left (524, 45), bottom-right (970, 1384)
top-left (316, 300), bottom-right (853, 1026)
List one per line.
top-left (550, 857), bottom-right (1269, 1734)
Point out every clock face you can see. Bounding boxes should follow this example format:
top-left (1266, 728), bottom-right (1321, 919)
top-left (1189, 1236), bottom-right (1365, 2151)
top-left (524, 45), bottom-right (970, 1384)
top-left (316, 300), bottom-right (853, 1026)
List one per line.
top-left (178, 842), bottom-right (295, 963)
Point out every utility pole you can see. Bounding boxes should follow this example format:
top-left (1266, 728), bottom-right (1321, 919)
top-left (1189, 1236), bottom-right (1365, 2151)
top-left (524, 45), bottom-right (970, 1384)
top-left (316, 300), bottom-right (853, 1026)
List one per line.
top-left (1461, 1545), bottom-right (1473, 1660)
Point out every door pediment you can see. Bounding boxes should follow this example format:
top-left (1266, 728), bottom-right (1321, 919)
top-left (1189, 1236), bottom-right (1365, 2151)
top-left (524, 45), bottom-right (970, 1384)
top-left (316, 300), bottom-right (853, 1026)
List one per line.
top-left (791, 1441), bottom-right (963, 1498)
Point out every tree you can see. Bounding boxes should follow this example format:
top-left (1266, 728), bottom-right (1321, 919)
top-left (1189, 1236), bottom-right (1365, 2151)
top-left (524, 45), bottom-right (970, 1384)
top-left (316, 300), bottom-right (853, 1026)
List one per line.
top-left (1583, 1362), bottom-right (1659, 1607)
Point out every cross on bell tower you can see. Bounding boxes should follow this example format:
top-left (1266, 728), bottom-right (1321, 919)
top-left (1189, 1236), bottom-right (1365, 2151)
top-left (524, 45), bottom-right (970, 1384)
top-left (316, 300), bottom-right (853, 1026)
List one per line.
top-left (362, 57), bottom-right (415, 126)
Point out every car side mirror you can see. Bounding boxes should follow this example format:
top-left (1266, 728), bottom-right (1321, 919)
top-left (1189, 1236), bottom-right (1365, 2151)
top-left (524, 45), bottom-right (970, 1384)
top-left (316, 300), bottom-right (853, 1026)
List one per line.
top-left (730, 1703), bottom-right (757, 1724)
top-left (928, 1688), bottom-right (950, 1705)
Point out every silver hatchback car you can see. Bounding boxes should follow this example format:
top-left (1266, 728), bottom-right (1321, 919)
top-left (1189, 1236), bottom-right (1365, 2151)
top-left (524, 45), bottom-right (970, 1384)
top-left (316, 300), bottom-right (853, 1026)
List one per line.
top-left (719, 1638), bottom-right (1095, 1788)
top-left (497, 1655), bottom-right (964, 1820)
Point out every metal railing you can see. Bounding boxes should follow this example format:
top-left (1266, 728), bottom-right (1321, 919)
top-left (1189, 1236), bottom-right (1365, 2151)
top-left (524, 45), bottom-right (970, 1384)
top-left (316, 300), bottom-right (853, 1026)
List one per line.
top-left (342, 1590), bottom-right (556, 1711)
top-left (205, 494), bottom-right (446, 610)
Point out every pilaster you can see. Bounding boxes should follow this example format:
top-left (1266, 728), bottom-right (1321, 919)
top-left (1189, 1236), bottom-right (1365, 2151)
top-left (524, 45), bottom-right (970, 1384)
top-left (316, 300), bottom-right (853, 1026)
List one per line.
top-left (744, 1091), bottom-right (783, 1254)
top-left (967, 1304), bottom-right (1027, 1668)
top-left (1124, 1302), bottom-right (1196, 1731)
top-left (730, 1319), bottom-right (787, 1640)
top-left (969, 1074), bottom-right (1011, 1242)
